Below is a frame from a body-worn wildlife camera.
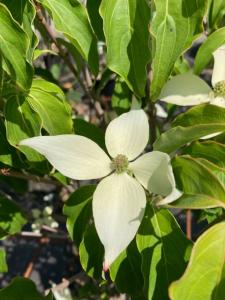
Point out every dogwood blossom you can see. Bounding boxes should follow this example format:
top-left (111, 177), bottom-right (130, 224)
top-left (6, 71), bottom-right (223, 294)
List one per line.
top-left (159, 45), bottom-right (225, 108)
top-left (19, 110), bottom-right (181, 269)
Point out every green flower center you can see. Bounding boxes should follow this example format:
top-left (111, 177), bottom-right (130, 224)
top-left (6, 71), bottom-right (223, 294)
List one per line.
top-left (213, 80), bottom-right (225, 97)
top-left (111, 154), bottom-right (129, 174)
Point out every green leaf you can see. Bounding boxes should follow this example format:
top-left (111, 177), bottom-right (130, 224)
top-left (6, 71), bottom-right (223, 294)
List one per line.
top-left (169, 222), bottom-right (225, 300)
top-left (173, 104), bottom-right (225, 128)
top-left (27, 78), bottom-right (73, 135)
top-left (79, 224), bottom-right (104, 280)
top-left (154, 105), bottom-right (225, 153)
top-left (150, 0), bottom-right (207, 100)
top-left (0, 249), bottom-right (8, 272)
top-left (0, 196), bottom-right (27, 238)
top-left (63, 185), bottom-right (96, 246)
top-left (0, 277), bottom-right (53, 300)
top-left (100, 0), bottom-right (151, 97)
top-left (4, 96), bottom-right (44, 164)
top-left (112, 78), bottom-right (132, 115)
top-left (23, 1), bottom-right (39, 62)
top-left (39, 0), bottom-right (99, 75)
top-left (74, 118), bottom-right (106, 152)
top-left (208, 0), bottom-right (225, 30)
top-left (182, 141), bottom-right (225, 168)
top-left (194, 28), bottom-right (225, 75)
top-left (171, 156), bottom-right (225, 209)
top-left (110, 240), bottom-right (145, 297)
top-left (0, 0), bottom-right (27, 24)
top-left (0, 4), bottom-right (33, 91)
top-left (86, 0), bottom-right (104, 41)
top-left (136, 203), bottom-right (192, 300)
top-left (0, 119), bottom-right (22, 168)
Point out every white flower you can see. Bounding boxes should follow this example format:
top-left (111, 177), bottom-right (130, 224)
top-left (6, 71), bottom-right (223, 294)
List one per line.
top-left (19, 110), bottom-right (181, 269)
top-left (160, 44), bottom-right (225, 108)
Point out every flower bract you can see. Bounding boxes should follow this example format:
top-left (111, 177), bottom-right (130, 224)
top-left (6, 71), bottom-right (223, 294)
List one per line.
top-left (19, 110), bottom-right (181, 268)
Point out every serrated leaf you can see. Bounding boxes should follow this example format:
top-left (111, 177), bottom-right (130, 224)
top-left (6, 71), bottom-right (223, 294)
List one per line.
top-left (154, 105), bottom-right (225, 153)
top-left (0, 4), bottom-right (33, 90)
top-left (0, 249), bottom-right (8, 272)
top-left (194, 28), bottom-right (225, 75)
top-left (27, 78), bottom-right (73, 135)
top-left (169, 222), bottom-right (225, 300)
top-left (39, 0), bottom-right (99, 75)
top-left (136, 203), bottom-right (192, 300)
top-left (170, 156), bottom-right (225, 209)
top-left (0, 277), bottom-right (53, 300)
top-left (150, 0), bottom-right (207, 100)
top-left (0, 196), bottom-right (27, 238)
top-left (100, 0), bottom-right (151, 97)
top-left (63, 185), bottom-right (96, 246)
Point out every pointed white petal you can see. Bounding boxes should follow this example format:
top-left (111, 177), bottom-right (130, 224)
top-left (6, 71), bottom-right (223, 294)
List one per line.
top-left (157, 188), bottom-right (183, 206)
top-left (19, 135), bottom-right (111, 180)
top-left (105, 110), bottom-right (149, 160)
top-left (155, 103), bottom-right (168, 118)
top-left (93, 173), bottom-right (146, 267)
top-left (212, 44), bottom-right (225, 87)
top-left (130, 151), bottom-right (180, 198)
top-left (160, 74), bottom-right (211, 106)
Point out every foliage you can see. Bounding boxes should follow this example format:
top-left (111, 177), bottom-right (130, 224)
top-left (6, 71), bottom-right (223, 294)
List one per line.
top-left (0, 0), bottom-right (225, 299)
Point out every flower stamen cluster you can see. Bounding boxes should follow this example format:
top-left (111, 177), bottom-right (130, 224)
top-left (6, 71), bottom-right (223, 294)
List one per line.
top-left (213, 80), bottom-right (225, 97)
top-left (111, 154), bottom-right (129, 174)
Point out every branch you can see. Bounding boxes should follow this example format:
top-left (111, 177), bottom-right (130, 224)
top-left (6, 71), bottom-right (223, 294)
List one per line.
top-left (0, 168), bottom-right (62, 186)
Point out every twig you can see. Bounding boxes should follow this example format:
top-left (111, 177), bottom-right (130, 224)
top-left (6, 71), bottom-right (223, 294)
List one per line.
top-left (0, 168), bottom-right (62, 186)
top-left (34, 2), bottom-right (91, 97)
top-left (186, 209), bottom-right (192, 240)
top-left (146, 64), bottom-right (157, 146)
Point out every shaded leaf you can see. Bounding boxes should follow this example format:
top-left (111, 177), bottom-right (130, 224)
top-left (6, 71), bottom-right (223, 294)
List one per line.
top-left (0, 277), bottom-right (53, 300)
top-left (0, 196), bottom-right (27, 238)
top-left (74, 118), bottom-right (106, 152)
top-left (79, 224), bottom-right (104, 280)
top-left (63, 185), bottom-right (96, 246)
top-left (136, 203), bottom-right (192, 300)
top-left (110, 240), bottom-right (145, 298)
